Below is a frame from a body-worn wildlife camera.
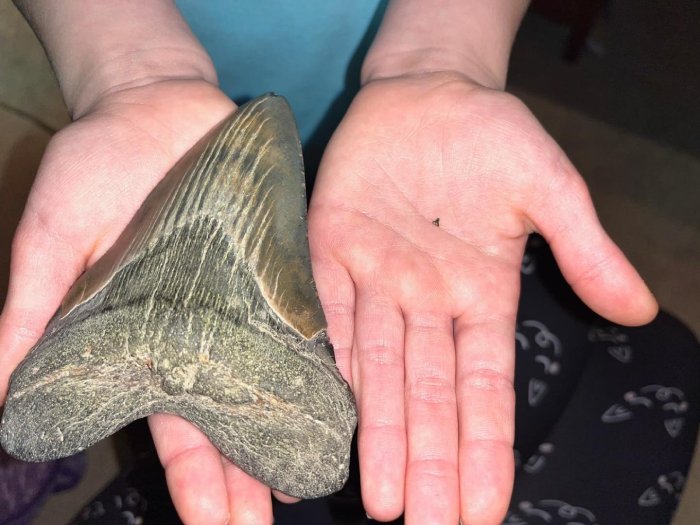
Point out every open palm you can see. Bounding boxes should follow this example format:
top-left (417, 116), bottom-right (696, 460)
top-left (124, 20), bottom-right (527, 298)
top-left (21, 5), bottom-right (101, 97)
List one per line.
top-left (308, 73), bottom-right (657, 524)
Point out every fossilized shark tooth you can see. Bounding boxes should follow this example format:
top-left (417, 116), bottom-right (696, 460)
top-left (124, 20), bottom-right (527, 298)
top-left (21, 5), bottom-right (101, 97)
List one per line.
top-left (0, 94), bottom-right (356, 498)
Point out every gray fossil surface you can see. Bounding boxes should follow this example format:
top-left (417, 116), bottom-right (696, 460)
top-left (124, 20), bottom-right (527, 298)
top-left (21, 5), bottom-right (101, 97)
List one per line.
top-left (0, 94), bottom-right (357, 498)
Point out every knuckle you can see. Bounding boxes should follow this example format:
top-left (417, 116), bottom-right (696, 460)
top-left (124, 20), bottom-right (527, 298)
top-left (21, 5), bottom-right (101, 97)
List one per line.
top-left (405, 311), bottom-right (449, 335)
top-left (360, 342), bottom-right (402, 368)
top-left (563, 163), bottom-right (592, 195)
top-left (320, 300), bottom-right (354, 318)
top-left (359, 418), bottom-right (405, 437)
top-left (461, 367), bottom-right (513, 395)
top-left (570, 252), bottom-right (615, 287)
top-left (407, 373), bottom-right (455, 405)
top-left (159, 442), bottom-right (211, 470)
top-left (407, 456), bottom-right (458, 481)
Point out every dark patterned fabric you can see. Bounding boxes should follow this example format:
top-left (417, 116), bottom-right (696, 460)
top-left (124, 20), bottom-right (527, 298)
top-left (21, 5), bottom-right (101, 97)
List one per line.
top-left (506, 237), bottom-right (699, 525)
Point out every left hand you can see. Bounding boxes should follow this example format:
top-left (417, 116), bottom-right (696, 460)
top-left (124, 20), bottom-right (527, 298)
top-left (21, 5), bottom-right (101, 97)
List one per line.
top-left (308, 71), bottom-right (657, 524)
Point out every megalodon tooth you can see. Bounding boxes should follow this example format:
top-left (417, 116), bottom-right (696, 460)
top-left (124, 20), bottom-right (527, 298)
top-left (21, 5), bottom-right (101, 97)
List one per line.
top-left (0, 94), bottom-right (357, 499)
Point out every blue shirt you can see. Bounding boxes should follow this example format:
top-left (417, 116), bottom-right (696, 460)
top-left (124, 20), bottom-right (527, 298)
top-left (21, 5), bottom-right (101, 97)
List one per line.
top-left (176, 1), bottom-right (386, 146)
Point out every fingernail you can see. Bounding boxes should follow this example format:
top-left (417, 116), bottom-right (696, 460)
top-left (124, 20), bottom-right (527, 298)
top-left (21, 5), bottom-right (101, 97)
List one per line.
top-left (366, 512), bottom-right (373, 521)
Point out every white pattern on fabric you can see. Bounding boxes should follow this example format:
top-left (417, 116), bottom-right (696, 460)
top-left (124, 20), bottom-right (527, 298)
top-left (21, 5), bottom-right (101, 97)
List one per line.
top-left (505, 499), bottom-right (599, 524)
top-left (601, 385), bottom-right (689, 437)
top-left (523, 443), bottom-right (555, 475)
top-left (516, 320), bottom-right (563, 407)
top-left (638, 471), bottom-right (685, 507)
top-left (588, 324), bottom-right (633, 363)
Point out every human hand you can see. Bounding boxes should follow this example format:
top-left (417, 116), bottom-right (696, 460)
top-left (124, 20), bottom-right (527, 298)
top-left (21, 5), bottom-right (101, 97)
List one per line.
top-left (0, 80), bottom-right (295, 524)
top-left (308, 72), bottom-right (658, 524)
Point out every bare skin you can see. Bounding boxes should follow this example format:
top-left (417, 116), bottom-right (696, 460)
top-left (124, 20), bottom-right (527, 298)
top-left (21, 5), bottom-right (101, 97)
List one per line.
top-left (2, 1), bottom-right (657, 524)
top-left (309, 72), bottom-right (657, 524)
top-left (0, 73), bottom-right (657, 525)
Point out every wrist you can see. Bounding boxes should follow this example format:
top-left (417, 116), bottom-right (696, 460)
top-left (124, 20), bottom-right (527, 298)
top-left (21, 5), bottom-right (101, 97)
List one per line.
top-left (15, 0), bottom-right (217, 119)
top-left (68, 46), bottom-right (217, 119)
top-left (361, 47), bottom-right (507, 91)
top-left (361, 0), bottom-right (528, 91)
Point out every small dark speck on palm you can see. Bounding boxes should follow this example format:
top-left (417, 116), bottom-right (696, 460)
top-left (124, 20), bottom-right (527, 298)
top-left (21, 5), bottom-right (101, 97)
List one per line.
top-left (432, 218), bottom-right (440, 227)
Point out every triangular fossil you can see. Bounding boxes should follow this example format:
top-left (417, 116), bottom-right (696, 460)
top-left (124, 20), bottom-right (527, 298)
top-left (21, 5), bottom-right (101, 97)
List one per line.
top-left (0, 94), bottom-right (356, 499)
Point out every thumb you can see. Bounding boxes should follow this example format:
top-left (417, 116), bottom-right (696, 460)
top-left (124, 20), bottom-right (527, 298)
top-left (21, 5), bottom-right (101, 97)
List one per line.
top-left (0, 223), bottom-right (84, 403)
top-left (527, 148), bottom-right (658, 326)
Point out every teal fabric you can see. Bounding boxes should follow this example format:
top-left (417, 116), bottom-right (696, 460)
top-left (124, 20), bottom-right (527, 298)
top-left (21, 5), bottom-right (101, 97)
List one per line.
top-left (176, 1), bottom-right (386, 146)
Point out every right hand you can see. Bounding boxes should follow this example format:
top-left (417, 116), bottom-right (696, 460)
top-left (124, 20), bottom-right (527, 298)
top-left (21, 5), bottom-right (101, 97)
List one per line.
top-left (0, 79), bottom-right (281, 524)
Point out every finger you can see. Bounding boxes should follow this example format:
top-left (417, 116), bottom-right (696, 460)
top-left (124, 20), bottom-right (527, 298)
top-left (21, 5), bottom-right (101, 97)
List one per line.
top-left (222, 459), bottom-right (274, 525)
top-left (455, 314), bottom-right (516, 525)
top-left (0, 225), bottom-right (84, 401)
top-left (149, 414), bottom-right (229, 525)
top-left (308, 245), bottom-right (356, 386)
top-left (403, 311), bottom-right (459, 524)
top-left (309, 213), bottom-right (355, 387)
top-left (272, 490), bottom-right (300, 504)
top-left (353, 290), bottom-right (406, 521)
top-left (528, 151), bottom-right (657, 325)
